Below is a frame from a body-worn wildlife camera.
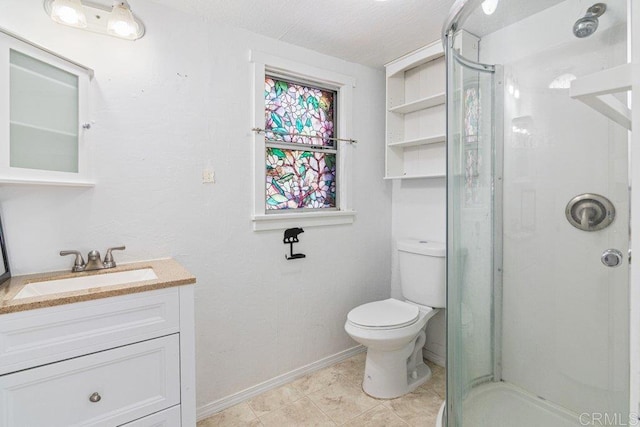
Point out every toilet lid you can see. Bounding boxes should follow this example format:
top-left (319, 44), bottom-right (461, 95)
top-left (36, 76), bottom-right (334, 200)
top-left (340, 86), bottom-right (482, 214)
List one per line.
top-left (347, 299), bottom-right (419, 329)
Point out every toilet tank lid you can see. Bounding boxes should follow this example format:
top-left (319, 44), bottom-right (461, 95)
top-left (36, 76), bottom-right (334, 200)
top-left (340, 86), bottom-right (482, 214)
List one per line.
top-left (397, 239), bottom-right (445, 257)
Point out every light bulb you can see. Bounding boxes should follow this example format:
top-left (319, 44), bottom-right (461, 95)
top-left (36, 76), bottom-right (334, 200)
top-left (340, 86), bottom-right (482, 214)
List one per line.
top-left (508, 84), bottom-right (514, 95)
top-left (514, 88), bottom-right (521, 99)
top-left (50, 0), bottom-right (87, 28)
top-left (482, 0), bottom-right (499, 15)
top-left (107, 2), bottom-right (139, 39)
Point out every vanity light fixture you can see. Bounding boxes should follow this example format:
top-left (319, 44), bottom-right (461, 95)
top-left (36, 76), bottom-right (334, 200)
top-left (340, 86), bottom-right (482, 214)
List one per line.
top-left (107, 2), bottom-right (139, 39)
top-left (44, 0), bottom-right (145, 41)
top-left (49, 0), bottom-right (87, 27)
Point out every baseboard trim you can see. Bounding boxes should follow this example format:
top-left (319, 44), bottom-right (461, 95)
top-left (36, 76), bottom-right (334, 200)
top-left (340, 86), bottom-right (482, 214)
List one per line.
top-left (423, 348), bottom-right (446, 367)
top-left (196, 345), bottom-right (366, 421)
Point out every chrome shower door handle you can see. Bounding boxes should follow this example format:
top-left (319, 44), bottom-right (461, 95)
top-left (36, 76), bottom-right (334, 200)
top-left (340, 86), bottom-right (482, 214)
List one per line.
top-left (601, 249), bottom-right (623, 267)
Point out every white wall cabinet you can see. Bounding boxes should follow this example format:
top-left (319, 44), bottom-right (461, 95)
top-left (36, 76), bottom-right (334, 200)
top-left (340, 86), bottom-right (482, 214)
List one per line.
top-left (0, 286), bottom-right (196, 426)
top-left (0, 28), bottom-right (93, 187)
top-left (385, 42), bottom-right (446, 179)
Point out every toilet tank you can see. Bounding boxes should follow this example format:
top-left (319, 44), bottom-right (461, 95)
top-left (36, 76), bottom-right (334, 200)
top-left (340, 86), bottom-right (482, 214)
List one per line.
top-left (398, 239), bottom-right (446, 308)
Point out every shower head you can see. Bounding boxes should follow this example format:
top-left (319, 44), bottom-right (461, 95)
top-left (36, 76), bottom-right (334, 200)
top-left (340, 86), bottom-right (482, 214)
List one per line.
top-left (573, 3), bottom-right (607, 38)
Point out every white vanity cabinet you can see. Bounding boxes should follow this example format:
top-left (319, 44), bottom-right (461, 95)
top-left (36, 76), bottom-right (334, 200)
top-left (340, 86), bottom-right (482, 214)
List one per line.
top-left (0, 285), bottom-right (196, 427)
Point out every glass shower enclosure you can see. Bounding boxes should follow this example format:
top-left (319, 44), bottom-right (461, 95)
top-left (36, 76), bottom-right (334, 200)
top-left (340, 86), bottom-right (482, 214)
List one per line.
top-left (443, 0), bottom-right (630, 425)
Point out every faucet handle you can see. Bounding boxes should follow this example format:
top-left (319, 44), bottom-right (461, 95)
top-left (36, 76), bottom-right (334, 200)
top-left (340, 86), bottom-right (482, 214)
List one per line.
top-left (103, 246), bottom-right (126, 268)
top-left (60, 250), bottom-right (86, 272)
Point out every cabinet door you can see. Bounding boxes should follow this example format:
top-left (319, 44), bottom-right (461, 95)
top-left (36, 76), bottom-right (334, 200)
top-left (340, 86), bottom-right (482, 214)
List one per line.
top-left (0, 30), bottom-right (91, 184)
top-left (119, 405), bottom-right (181, 427)
top-left (0, 334), bottom-right (180, 427)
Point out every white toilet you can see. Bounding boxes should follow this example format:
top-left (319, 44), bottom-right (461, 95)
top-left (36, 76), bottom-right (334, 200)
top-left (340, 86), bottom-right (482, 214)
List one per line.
top-left (344, 239), bottom-right (445, 399)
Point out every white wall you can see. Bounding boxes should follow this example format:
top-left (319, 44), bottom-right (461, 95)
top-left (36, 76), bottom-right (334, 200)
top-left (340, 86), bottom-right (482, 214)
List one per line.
top-left (0, 0), bottom-right (392, 413)
top-left (391, 176), bottom-right (446, 364)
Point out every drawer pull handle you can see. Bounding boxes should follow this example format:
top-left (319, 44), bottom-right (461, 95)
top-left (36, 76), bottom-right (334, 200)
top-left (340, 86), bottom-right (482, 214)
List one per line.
top-left (89, 392), bottom-right (101, 403)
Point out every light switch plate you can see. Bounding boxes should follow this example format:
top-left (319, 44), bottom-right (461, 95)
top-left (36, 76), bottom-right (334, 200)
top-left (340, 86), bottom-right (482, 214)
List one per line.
top-left (202, 169), bottom-right (215, 183)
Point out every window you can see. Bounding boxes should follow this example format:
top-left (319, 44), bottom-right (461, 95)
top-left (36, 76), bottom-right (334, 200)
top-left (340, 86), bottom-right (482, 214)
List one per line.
top-left (251, 51), bottom-right (356, 231)
top-left (264, 76), bottom-right (337, 211)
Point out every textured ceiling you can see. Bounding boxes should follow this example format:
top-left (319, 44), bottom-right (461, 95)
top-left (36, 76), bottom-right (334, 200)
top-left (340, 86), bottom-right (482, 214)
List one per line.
top-left (145, 0), bottom-right (582, 68)
top-left (146, 0), bottom-right (456, 68)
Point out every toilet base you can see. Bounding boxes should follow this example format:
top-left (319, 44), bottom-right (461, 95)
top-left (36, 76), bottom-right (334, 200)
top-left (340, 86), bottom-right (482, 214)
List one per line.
top-left (362, 345), bottom-right (432, 399)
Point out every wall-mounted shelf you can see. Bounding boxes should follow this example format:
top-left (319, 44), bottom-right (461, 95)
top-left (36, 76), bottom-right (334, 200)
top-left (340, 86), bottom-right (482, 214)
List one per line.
top-left (387, 134), bottom-right (446, 148)
top-left (385, 41), bottom-right (446, 180)
top-left (0, 177), bottom-right (95, 187)
top-left (570, 63), bottom-right (633, 130)
top-left (384, 173), bottom-right (446, 180)
top-left (389, 93), bottom-right (446, 115)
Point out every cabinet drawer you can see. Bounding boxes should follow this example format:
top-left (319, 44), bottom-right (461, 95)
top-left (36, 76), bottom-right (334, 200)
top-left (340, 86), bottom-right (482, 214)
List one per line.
top-left (0, 334), bottom-right (180, 427)
top-left (0, 287), bottom-right (180, 375)
top-left (119, 405), bottom-right (181, 426)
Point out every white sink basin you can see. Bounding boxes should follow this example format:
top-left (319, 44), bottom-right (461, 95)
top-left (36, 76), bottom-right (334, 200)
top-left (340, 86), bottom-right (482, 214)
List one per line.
top-left (14, 268), bottom-right (158, 300)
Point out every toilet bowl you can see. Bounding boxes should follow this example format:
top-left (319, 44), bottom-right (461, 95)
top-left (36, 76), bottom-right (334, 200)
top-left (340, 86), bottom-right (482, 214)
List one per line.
top-left (344, 239), bottom-right (445, 399)
top-left (345, 298), bottom-right (439, 398)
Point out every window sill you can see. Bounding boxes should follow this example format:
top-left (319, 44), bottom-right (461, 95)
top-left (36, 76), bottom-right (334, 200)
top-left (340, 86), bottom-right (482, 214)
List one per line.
top-left (252, 210), bottom-right (356, 231)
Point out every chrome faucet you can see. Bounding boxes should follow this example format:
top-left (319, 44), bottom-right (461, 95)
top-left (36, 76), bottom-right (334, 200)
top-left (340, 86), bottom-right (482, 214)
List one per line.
top-left (60, 246), bottom-right (126, 272)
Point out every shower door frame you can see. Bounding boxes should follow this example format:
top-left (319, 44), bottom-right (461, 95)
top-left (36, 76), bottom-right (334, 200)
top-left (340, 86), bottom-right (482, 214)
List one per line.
top-left (445, 36), bottom-right (505, 425)
top-left (629, 0), bottom-right (640, 416)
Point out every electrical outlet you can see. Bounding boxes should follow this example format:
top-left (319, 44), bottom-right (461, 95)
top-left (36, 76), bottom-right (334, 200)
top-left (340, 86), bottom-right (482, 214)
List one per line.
top-left (202, 169), bottom-right (215, 184)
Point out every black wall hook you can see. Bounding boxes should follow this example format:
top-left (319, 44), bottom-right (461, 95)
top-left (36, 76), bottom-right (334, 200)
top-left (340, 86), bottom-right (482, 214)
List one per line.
top-left (283, 227), bottom-right (306, 260)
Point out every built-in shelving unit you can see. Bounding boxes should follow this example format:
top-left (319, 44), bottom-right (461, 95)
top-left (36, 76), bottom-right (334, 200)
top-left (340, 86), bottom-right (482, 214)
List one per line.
top-left (385, 42), bottom-right (446, 179)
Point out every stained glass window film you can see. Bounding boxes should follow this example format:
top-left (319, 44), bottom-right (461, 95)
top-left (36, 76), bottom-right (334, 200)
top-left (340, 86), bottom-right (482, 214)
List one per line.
top-left (266, 148), bottom-right (336, 210)
top-left (264, 76), bottom-right (336, 147)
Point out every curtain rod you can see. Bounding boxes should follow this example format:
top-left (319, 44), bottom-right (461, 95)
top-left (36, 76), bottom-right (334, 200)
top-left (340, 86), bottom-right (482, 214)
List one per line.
top-left (251, 127), bottom-right (357, 144)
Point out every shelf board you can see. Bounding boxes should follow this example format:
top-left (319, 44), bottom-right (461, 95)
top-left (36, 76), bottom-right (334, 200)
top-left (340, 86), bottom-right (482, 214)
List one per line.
top-left (389, 92), bottom-right (445, 115)
top-left (0, 177), bottom-right (95, 187)
top-left (388, 134), bottom-right (446, 148)
top-left (570, 63), bottom-right (633, 130)
top-left (384, 173), bottom-right (446, 180)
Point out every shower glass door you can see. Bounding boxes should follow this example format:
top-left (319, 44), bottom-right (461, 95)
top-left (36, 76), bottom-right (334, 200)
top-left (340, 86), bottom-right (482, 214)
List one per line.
top-left (446, 40), bottom-right (500, 426)
top-left (445, 1), bottom-right (629, 426)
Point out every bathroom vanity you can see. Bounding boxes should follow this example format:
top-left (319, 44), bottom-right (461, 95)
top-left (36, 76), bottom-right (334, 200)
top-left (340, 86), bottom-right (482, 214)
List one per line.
top-left (0, 259), bottom-right (196, 426)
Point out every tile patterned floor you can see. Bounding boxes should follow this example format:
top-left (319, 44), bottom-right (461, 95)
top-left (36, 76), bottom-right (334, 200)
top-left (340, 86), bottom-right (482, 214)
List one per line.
top-left (198, 353), bottom-right (445, 426)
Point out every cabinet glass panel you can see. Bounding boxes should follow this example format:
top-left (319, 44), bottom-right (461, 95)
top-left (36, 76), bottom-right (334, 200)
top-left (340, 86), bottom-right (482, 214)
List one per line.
top-left (9, 49), bottom-right (79, 173)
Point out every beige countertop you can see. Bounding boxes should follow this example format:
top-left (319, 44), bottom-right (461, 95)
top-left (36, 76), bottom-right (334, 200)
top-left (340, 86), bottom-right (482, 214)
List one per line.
top-left (0, 258), bottom-right (196, 314)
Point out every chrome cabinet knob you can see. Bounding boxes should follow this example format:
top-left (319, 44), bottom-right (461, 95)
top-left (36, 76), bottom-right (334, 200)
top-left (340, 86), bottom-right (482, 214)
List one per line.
top-left (89, 392), bottom-right (101, 403)
top-left (601, 249), bottom-right (623, 267)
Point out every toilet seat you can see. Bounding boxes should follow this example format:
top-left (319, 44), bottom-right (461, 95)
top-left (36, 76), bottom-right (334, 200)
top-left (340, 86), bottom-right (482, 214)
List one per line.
top-left (347, 298), bottom-right (419, 330)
